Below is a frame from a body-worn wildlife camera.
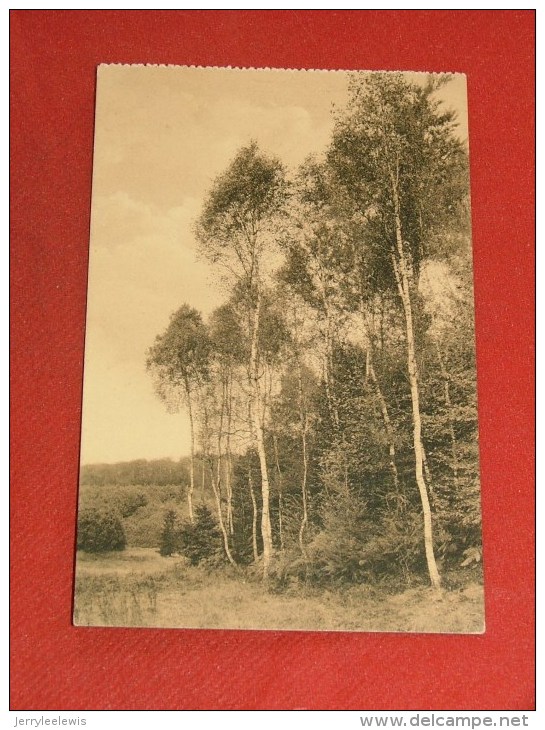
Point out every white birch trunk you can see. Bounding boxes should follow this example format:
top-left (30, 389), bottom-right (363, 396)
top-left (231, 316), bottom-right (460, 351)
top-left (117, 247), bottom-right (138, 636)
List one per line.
top-left (367, 354), bottom-right (399, 490)
top-left (297, 361), bottom-right (309, 558)
top-left (248, 465), bottom-right (259, 563)
top-left (272, 434), bottom-right (284, 552)
top-left (208, 463), bottom-right (237, 568)
top-left (435, 339), bottom-right (459, 482)
top-left (185, 379), bottom-right (195, 524)
top-left (200, 391), bottom-right (236, 567)
top-left (390, 173), bottom-right (442, 591)
top-left (249, 287), bottom-right (273, 577)
top-left (225, 371), bottom-right (234, 534)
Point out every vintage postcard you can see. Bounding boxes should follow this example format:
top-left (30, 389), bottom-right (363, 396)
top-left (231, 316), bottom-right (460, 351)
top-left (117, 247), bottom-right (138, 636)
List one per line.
top-left (74, 65), bottom-right (483, 632)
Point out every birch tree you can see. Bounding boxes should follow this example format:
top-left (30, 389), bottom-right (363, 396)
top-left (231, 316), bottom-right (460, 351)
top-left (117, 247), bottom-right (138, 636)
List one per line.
top-left (195, 142), bottom-right (288, 577)
top-left (208, 303), bottom-right (246, 537)
top-left (146, 304), bottom-right (211, 523)
top-left (329, 73), bottom-right (468, 589)
top-left (279, 158), bottom-right (349, 430)
top-left (195, 376), bottom-right (237, 567)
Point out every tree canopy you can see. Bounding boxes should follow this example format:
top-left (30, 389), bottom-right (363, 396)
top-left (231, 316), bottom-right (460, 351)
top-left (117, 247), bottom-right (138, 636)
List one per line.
top-left (145, 73), bottom-right (481, 590)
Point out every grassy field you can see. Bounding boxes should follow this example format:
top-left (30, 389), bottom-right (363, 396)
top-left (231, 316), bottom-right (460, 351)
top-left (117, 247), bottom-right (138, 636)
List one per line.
top-left (74, 548), bottom-right (484, 633)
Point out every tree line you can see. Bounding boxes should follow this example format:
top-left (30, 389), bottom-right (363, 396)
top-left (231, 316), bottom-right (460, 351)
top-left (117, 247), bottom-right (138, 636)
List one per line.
top-left (146, 73), bottom-right (481, 589)
top-left (80, 458), bottom-right (190, 487)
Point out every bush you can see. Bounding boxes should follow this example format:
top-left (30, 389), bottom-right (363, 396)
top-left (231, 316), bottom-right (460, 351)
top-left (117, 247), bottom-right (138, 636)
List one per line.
top-left (159, 509), bottom-right (180, 556)
top-left (179, 505), bottom-right (222, 566)
top-left (300, 493), bottom-right (432, 587)
top-left (77, 508), bottom-right (126, 553)
top-left (123, 496), bottom-right (184, 548)
top-left (306, 494), bottom-right (372, 585)
top-left (113, 488), bottom-right (148, 518)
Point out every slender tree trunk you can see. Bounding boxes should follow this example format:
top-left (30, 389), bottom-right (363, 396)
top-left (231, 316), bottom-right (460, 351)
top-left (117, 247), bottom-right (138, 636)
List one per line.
top-left (207, 461), bottom-right (237, 568)
top-left (322, 310), bottom-right (340, 429)
top-left (217, 371), bottom-right (234, 535)
top-left (322, 357), bottom-right (335, 425)
top-left (248, 464), bottom-right (259, 563)
top-left (322, 306), bottom-right (350, 493)
top-left (320, 310), bottom-right (350, 494)
top-left (200, 391), bottom-right (236, 568)
top-left (278, 490), bottom-right (284, 552)
top-left (214, 374), bottom-right (236, 564)
top-left (185, 380), bottom-right (195, 524)
top-left (367, 352), bottom-right (399, 490)
top-left (390, 174), bottom-right (441, 591)
top-left (225, 370), bottom-right (234, 534)
top-left (249, 287), bottom-right (273, 578)
top-left (434, 339), bottom-right (459, 482)
top-left (272, 434), bottom-right (284, 552)
top-left (297, 361), bottom-right (309, 558)
top-left (379, 295), bottom-right (386, 353)
top-left (356, 253), bottom-right (399, 492)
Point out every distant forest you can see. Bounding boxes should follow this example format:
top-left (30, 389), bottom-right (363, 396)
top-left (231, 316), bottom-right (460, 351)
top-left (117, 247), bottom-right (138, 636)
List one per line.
top-left (80, 458), bottom-right (190, 487)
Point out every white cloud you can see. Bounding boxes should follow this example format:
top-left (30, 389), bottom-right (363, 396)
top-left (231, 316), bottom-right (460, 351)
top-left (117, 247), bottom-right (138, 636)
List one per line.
top-left (81, 191), bottom-right (223, 463)
top-left (81, 347), bottom-right (191, 464)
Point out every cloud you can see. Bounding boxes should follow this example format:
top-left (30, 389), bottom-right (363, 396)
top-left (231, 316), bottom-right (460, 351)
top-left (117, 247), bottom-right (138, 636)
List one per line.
top-left (81, 346), bottom-right (191, 463)
top-left (92, 66), bottom-right (347, 210)
top-left (81, 190), bottom-right (223, 463)
top-left (86, 192), bottom-right (222, 362)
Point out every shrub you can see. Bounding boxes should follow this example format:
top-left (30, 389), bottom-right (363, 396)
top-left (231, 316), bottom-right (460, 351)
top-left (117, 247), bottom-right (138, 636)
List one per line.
top-left (306, 494), bottom-right (372, 585)
top-left (113, 488), bottom-right (148, 518)
top-left (179, 504), bottom-right (222, 565)
top-left (123, 497), bottom-right (184, 549)
top-left (300, 492), bottom-right (432, 587)
top-left (77, 507), bottom-right (126, 553)
top-left (159, 509), bottom-right (180, 556)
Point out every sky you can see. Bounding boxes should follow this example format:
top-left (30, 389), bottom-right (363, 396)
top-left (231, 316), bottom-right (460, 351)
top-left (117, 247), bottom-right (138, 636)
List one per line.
top-left (80, 66), bottom-right (468, 465)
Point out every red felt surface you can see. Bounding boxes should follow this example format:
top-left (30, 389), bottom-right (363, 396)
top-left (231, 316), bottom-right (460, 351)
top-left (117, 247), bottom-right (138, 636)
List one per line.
top-left (10, 10), bottom-right (535, 711)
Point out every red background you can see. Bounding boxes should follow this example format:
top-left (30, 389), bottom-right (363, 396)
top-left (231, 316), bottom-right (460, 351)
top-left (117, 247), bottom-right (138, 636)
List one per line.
top-left (10, 10), bottom-right (535, 710)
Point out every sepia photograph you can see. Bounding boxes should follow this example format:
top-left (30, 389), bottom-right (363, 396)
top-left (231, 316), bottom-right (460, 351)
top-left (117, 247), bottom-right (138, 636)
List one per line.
top-left (74, 64), bottom-right (484, 633)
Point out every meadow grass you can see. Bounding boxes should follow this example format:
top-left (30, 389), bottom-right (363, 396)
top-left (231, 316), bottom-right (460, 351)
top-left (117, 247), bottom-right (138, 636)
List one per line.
top-left (74, 548), bottom-right (484, 633)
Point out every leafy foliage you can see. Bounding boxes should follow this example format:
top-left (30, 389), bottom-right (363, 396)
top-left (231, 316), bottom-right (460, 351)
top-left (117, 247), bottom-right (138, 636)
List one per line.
top-left (77, 508), bottom-right (126, 553)
top-left (146, 304), bottom-right (211, 411)
top-left (159, 509), bottom-right (180, 557)
top-left (179, 505), bottom-right (222, 566)
top-left (132, 74), bottom-right (482, 590)
top-left (195, 141), bottom-right (288, 272)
